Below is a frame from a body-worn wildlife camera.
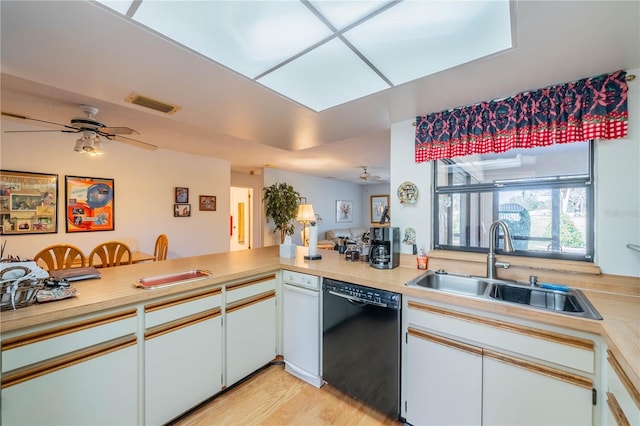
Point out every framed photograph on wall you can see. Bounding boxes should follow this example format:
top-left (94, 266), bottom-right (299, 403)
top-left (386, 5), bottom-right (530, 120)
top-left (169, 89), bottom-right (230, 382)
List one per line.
top-left (0, 169), bottom-right (58, 235)
top-left (370, 195), bottom-right (389, 223)
top-left (174, 204), bottom-right (191, 217)
top-left (336, 200), bottom-right (353, 223)
top-left (199, 195), bottom-right (216, 211)
top-left (65, 175), bottom-right (114, 233)
top-left (175, 187), bottom-right (189, 203)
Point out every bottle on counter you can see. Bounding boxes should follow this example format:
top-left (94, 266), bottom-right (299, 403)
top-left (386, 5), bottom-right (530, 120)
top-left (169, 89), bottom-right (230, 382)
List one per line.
top-left (417, 245), bottom-right (428, 270)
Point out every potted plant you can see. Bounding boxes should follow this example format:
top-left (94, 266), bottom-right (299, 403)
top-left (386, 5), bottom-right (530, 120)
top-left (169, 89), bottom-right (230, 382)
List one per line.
top-left (263, 182), bottom-right (300, 243)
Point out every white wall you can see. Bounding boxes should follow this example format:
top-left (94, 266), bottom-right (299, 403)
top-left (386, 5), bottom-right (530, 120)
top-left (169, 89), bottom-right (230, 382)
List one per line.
top-left (594, 68), bottom-right (640, 276)
top-left (1, 123), bottom-right (231, 259)
top-left (263, 168), bottom-right (365, 246)
top-left (389, 68), bottom-right (640, 277)
top-left (390, 119), bottom-right (433, 255)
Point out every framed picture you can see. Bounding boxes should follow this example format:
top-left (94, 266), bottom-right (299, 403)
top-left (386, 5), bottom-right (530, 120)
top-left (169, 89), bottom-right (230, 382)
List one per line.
top-left (199, 195), bottom-right (216, 211)
top-left (0, 170), bottom-right (58, 235)
top-left (65, 175), bottom-right (114, 233)
top-left (370, 195), bottom-right (390, 223)
top-left (174, 204), bottom-right (191, 217)
top-left (175, 187), bottom-right (189, 203)
top-left (336, 200), bottom-right (353, 223)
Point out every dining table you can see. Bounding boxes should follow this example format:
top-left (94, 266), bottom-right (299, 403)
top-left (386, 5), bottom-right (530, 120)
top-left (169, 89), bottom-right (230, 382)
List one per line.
top-left (70, 251), bottom-right (156, 268)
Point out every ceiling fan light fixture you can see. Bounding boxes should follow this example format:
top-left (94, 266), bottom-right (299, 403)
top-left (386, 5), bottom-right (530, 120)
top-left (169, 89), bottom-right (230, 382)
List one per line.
top-left (73, 138), bottom-right (85, 152)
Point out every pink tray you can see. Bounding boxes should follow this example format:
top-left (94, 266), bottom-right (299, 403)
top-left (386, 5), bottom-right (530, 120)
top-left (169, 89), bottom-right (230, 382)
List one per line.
top-left (133, 269), bottom-right (211, 290)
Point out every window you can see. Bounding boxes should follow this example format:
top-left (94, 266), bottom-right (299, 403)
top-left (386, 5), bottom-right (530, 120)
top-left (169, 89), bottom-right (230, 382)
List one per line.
top-left (433, 141), bottom-right (593, 261)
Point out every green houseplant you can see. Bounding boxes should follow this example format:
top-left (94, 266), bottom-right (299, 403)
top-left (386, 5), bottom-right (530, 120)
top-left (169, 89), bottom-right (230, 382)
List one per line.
top-left (263, 182), bottom-right (300, 243)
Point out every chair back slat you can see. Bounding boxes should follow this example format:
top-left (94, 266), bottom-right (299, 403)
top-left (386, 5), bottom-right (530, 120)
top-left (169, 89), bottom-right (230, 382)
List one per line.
top-left (154, 234), bottom-right (169, 261)
top-left (34, 244), bottom-right (86, 271)
top-left (89, 241), bottom-right (132, 268)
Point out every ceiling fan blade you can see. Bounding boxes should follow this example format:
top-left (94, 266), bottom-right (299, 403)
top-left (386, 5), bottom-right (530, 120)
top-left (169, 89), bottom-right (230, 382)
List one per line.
top-left (107, 134), bottom-right (158, 151)
top-left (4, 129), bottom-right (66, 133)
top-left (2, 111), bottom-right (77, 131)
top-left (101, 126), bottom-right (139, 136)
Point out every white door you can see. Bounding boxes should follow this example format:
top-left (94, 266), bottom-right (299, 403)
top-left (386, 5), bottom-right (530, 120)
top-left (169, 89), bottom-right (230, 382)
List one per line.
top-left (230, 187), bottom-right (253, 251)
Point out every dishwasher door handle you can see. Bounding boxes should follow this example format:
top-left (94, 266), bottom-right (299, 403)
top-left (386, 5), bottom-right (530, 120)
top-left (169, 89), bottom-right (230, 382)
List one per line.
top-left (327, 290), bottom-right (386, 308)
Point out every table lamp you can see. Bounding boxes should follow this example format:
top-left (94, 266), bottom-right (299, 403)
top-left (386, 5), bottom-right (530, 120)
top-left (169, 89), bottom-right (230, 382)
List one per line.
top-left (297, 203), bottom-right (321, 260)
top-left (297, 204), bottom-right (315, 246)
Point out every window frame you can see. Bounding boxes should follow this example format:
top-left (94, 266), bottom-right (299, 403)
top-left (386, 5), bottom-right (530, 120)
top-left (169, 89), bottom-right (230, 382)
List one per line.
top-left (432, 142), bottom-right (594, 262)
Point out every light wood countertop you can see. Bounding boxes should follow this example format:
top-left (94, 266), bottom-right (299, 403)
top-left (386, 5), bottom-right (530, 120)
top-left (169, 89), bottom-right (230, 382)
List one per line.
top-left (1, 246), bottom-right (638, 393)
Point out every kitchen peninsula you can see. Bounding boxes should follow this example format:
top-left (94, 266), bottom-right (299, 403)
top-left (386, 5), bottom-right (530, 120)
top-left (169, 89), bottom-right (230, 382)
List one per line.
top-left (1, 246), bottom-right (638, 425)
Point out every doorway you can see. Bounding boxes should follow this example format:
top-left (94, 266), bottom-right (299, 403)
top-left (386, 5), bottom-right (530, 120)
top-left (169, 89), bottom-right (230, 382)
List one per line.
top-left (230, 187), bottom-right (253, 251)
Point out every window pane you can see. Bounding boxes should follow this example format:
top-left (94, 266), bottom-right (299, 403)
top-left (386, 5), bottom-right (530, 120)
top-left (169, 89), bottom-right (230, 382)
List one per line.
top-left (436, 141), bottom-right (590, 186)
top-left (436, 188), bottom-right (590, 258)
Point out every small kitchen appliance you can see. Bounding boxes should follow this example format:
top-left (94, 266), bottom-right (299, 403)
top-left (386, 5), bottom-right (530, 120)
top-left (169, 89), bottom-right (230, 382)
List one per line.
top-left (369, 226), bottom-right (400, 269)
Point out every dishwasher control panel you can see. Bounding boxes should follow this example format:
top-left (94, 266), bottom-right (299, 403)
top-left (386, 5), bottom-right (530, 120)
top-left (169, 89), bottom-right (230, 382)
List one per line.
top-left (283, 270), bottom-right (320, 291)
top-left (323, 278), bottom-right (400, 309)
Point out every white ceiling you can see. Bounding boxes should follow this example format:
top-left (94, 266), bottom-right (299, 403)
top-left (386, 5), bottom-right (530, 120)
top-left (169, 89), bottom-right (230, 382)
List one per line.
top-left (1, 1), bottom-right (639, 185)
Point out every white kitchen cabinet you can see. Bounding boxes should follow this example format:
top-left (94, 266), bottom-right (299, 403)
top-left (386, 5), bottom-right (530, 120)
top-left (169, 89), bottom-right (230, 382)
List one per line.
top-left (403, 297), bottom-right (597, 425)
top-left (225, 274), bottom-right (277, 386)
top-left (405, 327), bottom-right (482, 425)
top-left (483, 350), bottom-right (593, 425)
top-left (144, 288), bottom-right (223, 425)
top-left (605, 349), bottom-right (640, 426)
top-left (1, 309), bottom-right (138, 425)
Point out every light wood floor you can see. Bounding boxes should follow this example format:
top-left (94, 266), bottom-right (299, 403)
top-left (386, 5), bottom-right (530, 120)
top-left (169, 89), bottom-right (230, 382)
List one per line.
top-left (172, 363), bottom-right (403, 426)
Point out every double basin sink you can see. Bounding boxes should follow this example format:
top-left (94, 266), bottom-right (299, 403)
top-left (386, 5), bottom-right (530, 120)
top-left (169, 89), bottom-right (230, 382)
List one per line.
top-left (405, 270), bottom-right (602, 320)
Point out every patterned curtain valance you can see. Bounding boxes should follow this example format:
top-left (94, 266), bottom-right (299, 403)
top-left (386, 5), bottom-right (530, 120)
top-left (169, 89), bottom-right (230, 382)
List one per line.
top-left (415, 70), bottom-right (628, 162)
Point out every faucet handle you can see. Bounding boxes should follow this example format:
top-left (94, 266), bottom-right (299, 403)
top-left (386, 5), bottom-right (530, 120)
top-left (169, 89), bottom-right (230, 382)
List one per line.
top-left (494, 261), bottom-right (510, 269)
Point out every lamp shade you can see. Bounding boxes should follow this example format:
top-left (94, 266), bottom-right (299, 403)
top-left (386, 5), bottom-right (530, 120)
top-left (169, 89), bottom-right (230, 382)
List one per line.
top-left (296, 204), bottom-right (315, 223)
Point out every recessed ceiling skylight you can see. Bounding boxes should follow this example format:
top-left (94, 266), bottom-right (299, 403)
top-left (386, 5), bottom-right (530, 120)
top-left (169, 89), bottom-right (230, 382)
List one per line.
top-left (96, 0), bottom-right (513, 112)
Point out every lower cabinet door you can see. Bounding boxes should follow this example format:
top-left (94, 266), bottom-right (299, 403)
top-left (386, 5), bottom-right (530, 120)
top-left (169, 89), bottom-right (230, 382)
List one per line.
top-left (483, 352), bottom-right (593, 426)
top-left (2, 340), bottom-right (137, 426)
top-left (226, 293), bottom-right (276, 386)
top-left (145, 314), bottom-right (223, 425)
top-left (405, 328), bottom-right (482, 426)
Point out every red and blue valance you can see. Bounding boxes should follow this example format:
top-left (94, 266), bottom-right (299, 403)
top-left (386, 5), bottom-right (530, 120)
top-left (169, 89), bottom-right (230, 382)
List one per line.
top-left (415, 70), bottom-right (629, 162)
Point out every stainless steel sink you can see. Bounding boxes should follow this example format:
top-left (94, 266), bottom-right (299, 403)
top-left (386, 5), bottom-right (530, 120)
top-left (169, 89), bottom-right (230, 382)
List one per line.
top-left (488, 283), bottom-right (602, 319)
top-left (405, 271), bottom-right (490, 296)
top-left (405, 271), bottom-right (602, 320)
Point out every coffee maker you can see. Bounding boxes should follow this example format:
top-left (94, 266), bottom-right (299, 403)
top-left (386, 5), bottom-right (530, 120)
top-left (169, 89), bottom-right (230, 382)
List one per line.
top-left (369, 226), bottom-right (400, 269)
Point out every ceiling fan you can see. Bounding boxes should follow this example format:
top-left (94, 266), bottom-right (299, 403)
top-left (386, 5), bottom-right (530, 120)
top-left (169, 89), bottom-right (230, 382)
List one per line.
top-left (2, 104), bottom-right (158, 153)
top-left (359, 166), bottom-right (382, 182)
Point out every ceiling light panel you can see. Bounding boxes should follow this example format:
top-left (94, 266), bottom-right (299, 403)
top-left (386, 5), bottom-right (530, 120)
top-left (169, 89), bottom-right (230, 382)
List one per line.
top-left (96, 0), bottom-right (133, 15)
top-left (343, 0), bottom-right (513, 85)
top-left (132, 0), bottom-right (333, 78)
top-left (308, 0), bottom-right (391, 30)
top-left (257, 38), bottom-right (390, 112)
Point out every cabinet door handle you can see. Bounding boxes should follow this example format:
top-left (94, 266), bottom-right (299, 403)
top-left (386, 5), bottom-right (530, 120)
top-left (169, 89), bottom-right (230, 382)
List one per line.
top-left (484, 349), bottom-right (592, 389)
top-left (607, 392), bottom-right (631, 426)
top-left (2, 334), bottom-right (136, 389)
top-left (407, 327), bottom-right (482, 356)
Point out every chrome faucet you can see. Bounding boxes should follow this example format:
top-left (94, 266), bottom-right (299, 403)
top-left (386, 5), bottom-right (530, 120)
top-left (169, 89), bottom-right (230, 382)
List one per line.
top-left (487, 220), bottom-right (515, 280)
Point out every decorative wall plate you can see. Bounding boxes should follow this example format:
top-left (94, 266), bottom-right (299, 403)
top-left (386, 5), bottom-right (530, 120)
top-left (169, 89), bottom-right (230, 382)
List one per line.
top-left (397, 181), bottom-right (418, 204)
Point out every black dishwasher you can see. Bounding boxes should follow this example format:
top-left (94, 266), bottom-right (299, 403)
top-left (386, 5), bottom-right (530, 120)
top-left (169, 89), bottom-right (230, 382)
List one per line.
top-left (322, 278), bottom-right (401, 420)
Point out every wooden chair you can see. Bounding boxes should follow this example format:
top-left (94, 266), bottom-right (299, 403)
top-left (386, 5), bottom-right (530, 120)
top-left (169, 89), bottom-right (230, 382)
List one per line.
top-left (33, 244), bottom-right (86, 271)
top-left (154, 234), bottom-right (169, 261)
top-left (88, 241), bottom-right (132, 268)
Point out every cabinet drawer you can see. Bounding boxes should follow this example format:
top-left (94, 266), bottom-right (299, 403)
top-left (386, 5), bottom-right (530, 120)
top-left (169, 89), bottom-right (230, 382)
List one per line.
top-left (407, 298), bottom-right (595, 374)
top-left (607, 350), bottom-right (640, 425)
top-left (2, 308), bottom-right (136, 373)
top-left (145, 288), bottom-right (222, 328)
top-left (226, 274), bottom-right (276, 304)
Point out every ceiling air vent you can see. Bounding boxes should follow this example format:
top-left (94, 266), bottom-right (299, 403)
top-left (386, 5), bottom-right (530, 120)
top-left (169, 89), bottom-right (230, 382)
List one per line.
top-left (125, 93), bottom-right (181, 115)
